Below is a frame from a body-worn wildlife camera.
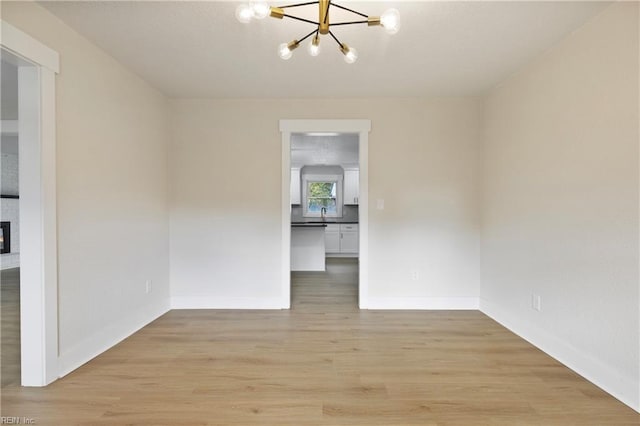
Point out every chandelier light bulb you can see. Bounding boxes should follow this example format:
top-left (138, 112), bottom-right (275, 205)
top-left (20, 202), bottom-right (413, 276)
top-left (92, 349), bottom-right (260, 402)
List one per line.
top-left (251, 2), bottom-right (270, 19)
top-left (341, 45), bottom-right (358, 64)
top-left (278, 40), bottom-right (299, 60)
top-left (380, 8), bottom-right (401, 34)
top-left (235, 3), bottom-right (253, 23)
top-left (278, 43), bottom-right (293, 60)
top-left (308, 35), bottom-right (321, 57)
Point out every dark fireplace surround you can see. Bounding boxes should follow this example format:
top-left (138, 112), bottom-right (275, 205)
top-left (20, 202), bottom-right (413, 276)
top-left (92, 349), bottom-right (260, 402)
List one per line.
top-left (0, 221), bottom-right (10, 254)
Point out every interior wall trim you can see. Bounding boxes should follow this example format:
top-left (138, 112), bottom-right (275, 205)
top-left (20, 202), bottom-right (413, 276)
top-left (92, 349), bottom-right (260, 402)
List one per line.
top-left (366, 297), bottom-right (480, 310)
top-left (280, 119), bottom-right (371, 309)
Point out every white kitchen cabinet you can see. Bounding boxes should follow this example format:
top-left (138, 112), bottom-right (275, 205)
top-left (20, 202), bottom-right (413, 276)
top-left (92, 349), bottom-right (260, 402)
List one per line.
top-left (340, 224), bottom-right (359, 253)
top-left (290, 168), bottom-right (301, 205)
top-left (325, 224), bottom-right (358, 256)
top-left (343, 169), bottom-right (359, 205)
top-left (324, 224), bottom-right (340, 253)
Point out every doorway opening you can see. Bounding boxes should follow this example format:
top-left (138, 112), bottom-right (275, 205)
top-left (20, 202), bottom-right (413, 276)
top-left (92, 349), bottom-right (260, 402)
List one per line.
top-left (289, 133), bottom-right (360, 309)
top-left (280, 119), bottom-right (371, 309)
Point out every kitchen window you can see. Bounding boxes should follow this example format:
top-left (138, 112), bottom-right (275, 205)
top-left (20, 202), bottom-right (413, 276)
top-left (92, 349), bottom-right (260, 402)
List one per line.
top-left (302, 174), bottom-right (343, 218)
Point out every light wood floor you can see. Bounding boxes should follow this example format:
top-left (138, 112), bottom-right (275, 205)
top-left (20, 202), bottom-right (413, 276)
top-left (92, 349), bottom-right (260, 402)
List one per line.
top-left (1, 259), bottom-right (638, 424)
top-left (1, 268), bottom-right (20, 388)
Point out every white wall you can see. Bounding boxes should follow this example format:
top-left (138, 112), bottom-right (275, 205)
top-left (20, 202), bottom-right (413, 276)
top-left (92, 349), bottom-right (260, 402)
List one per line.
top-left (1, 149), bottom-right (19, 195)
top-left (481, 2), bottom-right (639, 411)
top-left (169, 98), bottom-right (482, 309)
top-left (1, 58), bottom-right (19, 120)
top-left (2, 2), bottom-right (171, 376)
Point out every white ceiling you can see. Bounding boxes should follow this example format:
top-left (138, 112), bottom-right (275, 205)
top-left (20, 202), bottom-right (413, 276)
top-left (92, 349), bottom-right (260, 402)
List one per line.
top-left (39, 1), bottom-right (609, 98)
top-left (291, 133), bottom-right (359, 167)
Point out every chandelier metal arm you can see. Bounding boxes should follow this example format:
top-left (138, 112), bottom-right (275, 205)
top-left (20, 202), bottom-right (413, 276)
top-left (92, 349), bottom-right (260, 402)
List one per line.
top-left (330, 2), bottom-right (368, 18)
top-left (328, 30), bottom-right (344, 48)
top-left (297, 28), bottom-right (319, 44)
top-left (329, 20), bottom-right (368, 27)
top-left (323, 0), bottom-right (331, 24)
top-left (282, 14), bottom-right (319, 25)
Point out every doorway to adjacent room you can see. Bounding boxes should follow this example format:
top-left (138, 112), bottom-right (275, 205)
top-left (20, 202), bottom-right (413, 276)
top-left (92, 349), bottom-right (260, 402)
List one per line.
top-left (279, 119), bottom-right (370, 309)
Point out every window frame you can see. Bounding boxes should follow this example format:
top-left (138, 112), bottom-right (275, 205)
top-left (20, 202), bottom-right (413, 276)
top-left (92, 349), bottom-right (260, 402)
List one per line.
top-left (302, 174), bottom-right (343, 218)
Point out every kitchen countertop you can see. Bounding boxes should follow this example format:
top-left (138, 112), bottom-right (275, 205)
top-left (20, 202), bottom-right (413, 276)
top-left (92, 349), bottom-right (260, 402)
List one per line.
top-left (292, 219), bottom-right (359, 225)
top-left (291, 205), bottom-right (359, 224)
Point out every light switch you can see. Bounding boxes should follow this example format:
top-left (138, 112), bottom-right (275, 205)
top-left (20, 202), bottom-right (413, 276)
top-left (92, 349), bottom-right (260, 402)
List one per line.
top-left (376, 199), bottom-right (385, 210)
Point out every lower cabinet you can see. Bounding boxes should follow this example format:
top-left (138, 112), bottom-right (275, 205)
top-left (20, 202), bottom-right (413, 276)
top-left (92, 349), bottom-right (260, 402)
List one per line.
top-left (340, 224), bottom-right (358, 253)
top-left (325, 224), bottom-right (358, 255)
top-left (324, 225), bottom-right (340, 253)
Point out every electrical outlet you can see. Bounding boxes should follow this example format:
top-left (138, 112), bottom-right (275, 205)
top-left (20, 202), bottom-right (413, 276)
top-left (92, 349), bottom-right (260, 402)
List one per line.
top-left (145, 280), bottom-right (152, 294)
top-left (531, 294), bottom-right (541, 311)
top-left (411, 270), bottom-right (419, 281)
top-left (376, 199), bottom-right (385, 210)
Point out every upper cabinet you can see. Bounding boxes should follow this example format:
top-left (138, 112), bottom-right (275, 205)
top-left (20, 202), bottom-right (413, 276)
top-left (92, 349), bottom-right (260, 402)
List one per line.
top-left (343, 169), bottom-right (359, 205)
top-left (290, 168), bottom-right (301, 205)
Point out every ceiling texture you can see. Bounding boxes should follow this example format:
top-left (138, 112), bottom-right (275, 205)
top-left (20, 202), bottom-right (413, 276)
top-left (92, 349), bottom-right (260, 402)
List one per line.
top-left (39, 1), bottom-right (609, 98)
top-left (291, 133), bottom-right (359, 167)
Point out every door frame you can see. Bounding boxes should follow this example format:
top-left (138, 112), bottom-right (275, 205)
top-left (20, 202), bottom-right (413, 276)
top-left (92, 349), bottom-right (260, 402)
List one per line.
top-left (280, 119), bottom-right (371, 308)
top-left (1, 21), bottom-right (60, 385)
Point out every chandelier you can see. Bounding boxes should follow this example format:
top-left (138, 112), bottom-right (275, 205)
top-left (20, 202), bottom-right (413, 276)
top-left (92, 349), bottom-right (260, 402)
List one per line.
top-left (235, 1), bottom-right (400, 64)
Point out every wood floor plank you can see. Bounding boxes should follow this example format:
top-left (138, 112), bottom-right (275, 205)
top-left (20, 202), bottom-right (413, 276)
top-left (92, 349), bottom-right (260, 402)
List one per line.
top-left (1, 267), bottom-right (20, 388)
top-left (1, 259), bottom-right (639, 424)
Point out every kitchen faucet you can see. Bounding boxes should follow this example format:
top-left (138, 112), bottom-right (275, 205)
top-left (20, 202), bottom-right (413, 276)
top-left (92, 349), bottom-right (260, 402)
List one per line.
top-left (321, 207), bottom-right (327, 220)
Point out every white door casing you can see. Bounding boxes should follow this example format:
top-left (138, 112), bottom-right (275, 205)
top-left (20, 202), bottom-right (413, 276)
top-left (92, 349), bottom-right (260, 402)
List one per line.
top-left (1, 20), bottom-right (60, 386)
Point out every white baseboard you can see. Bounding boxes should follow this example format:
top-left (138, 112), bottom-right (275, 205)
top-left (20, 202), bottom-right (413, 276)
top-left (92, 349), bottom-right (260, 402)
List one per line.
top-left (364, 296), bottom-right (479, 310)
top-left (171, 296), bottom-right (284, 310)
top-left (480, 298), bottom-right (640, 413)
top-left (57, 299), bottom-right (170, 378)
